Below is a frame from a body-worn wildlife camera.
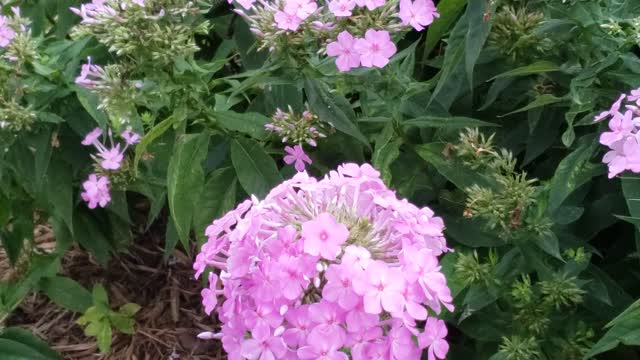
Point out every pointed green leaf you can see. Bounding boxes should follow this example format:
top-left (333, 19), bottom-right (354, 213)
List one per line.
top-left (231, 137), bottom-right (283, 198)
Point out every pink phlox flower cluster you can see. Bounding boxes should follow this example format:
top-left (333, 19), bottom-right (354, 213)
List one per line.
top-left (0, 15), bottom-right (16, 48)
top-left (81, 174), bottom-right (111, 209)
top-left (79, 126), bottom-right (141, 208)
top-left (327, 29), bottom-right (397, 71)
top-left (75, 57), bottom-right (107, 89)
top-left (194, 163), bottom-right (453, 359)
top-left (596, 89), bottom-right (640, 178)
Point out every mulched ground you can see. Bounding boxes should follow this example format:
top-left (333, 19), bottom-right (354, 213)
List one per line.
top-left (3, 222), bottom-right (225, 360)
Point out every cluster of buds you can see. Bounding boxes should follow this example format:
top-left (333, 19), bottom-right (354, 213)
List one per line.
top-left (0, 6), bottom-right (37, 64)
top-left (488, 5), bottom-right (553, 63)
top-left (233, 0), bottom-right (439, 71)
top-left (70, 0), bottom-right (209, 65)
top-left (0, 97), bottom-right (36, 132)
top-left (265, 106), bottom-right (332, 172)
top-left (75, 57), bottom-right (141, 123)
top-left (79, 127), bottom-right (140, 208)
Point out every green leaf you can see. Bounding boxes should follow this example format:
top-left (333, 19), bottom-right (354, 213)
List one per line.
top-left (465, 0), bottom-right (492, 89)
top-left (73, 211), bottom-right (112, 265)
top-left (372, 122), bottom-right (401, 185)
top-left (231, 137), bottom-right (283, 198)
top-left (75, 88), bottom-right (108, 127)
top-left (193, 167), bottom-right (237, 244)
top-left (215, 111), bottom-right (269, 139)
top-left (499, 94), bottom-right (567, 117)
top-left (489, 61), bottom-right (561, 81)
top-left (38, 276), bottom-right (92, 313)
top-left (304, 77), bottom-right (369, 146)
top-left (46, 160), bottom-right (73, 233)
top-left (118, 303), bottom-right (141, 317)
top-left (167, 133), bottom-right (210, 250)
top-left (92, 284), bottom-right (109, 307)
top-left (163, 216), bottom-right (180, 258)
top-left (621, 174), bottom-right (640, 230)
top-left (109, 314), bottom-right (135, 335)
top-left (0, 339), bottom-right (61, 360)
top-left (548, 137), bottom-right (601, 213)
top-left (586, 299), bottom-right (640, 358)
top-left (403, 116), bottom-right (498, 128)
top-left (0, 208), bottom-right (32, 265)
top-left (535, 232), bottom-right (563, 260)
top-left (424, 0), bottom-right (467, 56)
top-left (133, 114), bottom-right (176, 175)
top-left (0, 328), bottom-right (61, 359)
top-left (96, 322), bottom-right (112, 354)
top-left (415, 143), bottom-right (494, 190)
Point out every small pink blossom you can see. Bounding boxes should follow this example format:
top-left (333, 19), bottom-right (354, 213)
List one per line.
top-left (81, 174), bottom-right (111, 209)
top-left (353, 261), bottom-right (406, 314)
top-left (354, 30), bottom-right (397, 68)
top-left (283, 145), bottom-right (312, 172)
top-left (399, 0), bottom-right (439, 31)
top-left (274, 11), bottom-right (302, 31)
top-left (301, 212), bottom-right (349, 260)
top-left (297, 327), bottom-right (348, 360)
top-left (82, 127), bottom-right (103, 146)
top-left (0, 16), bottom-right (16, 48)
top-left (594, 94), bottom-right (626, 122)
top-left (201, 272), bottom-right (219, 315)
top-left (328, 0), bottom-right (355, 17)
top-left (121, 129), bottom-right (141, 145)
top-left (326, 31), bottom-right (361, 72)
top-left (98, 145), bottom-right (124, 170)
top-left (75, 57), bottom-right (106, 88)
top-left (240, 325), bottom-right (287, 360)
top-left (418, 318), bottom-right (449, 360)
top-left (284, 0), bottom-right (317, 20)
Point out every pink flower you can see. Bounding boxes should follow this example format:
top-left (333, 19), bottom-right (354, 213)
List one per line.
top-left (201, 272), bottom-right (219, 315)
top-left (121, 129), bottom-right (141, 145)
top-left (75, 57), bottom-right (106, 88)
top-left (193, 163), bottom-right (452, 359)
top-left (323, 264), bottom-right (360, 310)
top-left (629, 88), bottom-right (640, 105)
top-left (284, 145), bottom-right (312, 172)
top-left (353, 261), bottom-right (405, 314)
top-left (354, 30), bottom-right (397, 68)
top-left (0, 16), bottom-right (16, 48)
top-left (274, 11), bottom-right (302, 31)
top-left (328, 0), bottom-right (355, 17)
top-left (240, 325), bottom-right (287, 360)
top-left (594, 94), bottom-right (626, 122)
top-left (326, 31), bottom-right (361, 72)
top-left (398, 0), bottom-right (439, 31)
top-left (98, 145), bottom-right (124, 170)
top-left (82, 127), bottom-right (103, 146)
top-left (81, 174), bottom-right (111, 209)
top-left (297, 328), bottom-right (348, 360)
top-left (301, 212), bottom-right (349, 260)
top-left (359, 0), bottom-right (384, 10)
top-left (284, 0), bottom-right (317, 20)
top-left (418, 318), bottom-right (449, 360)
top-left (599, 110), bottom-right (635, 146)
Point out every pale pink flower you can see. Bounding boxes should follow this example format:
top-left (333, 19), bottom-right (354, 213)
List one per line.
top-left (360, 0), bottom-right (384, 10)
top-left (629, 88), bottom-right (640, 105)
top-left (201, 272), bottom-right (219, 315)
top-left (121, 129), bottom-right (141, 145)
top-left (0, 16), bottom-right (16, 48)
top-left (595, 94), bottom-right (626, 122)
top-left (297, 326), bottom-right (348, 359)
top-left (75, 57), bottom-right (106, 88)
top-left (81, 174), bottom-right (111, 209)
top-left (398, 0), bottom-right (439, 31)
top-left (354, 30), bottom-right (397, 68)
top-left (327, 31), bottom-right (361, 72)
top-left (82, 127), bottom-right (103, 146)
top-left (283, 145), bottom-right (312, 172)
top-left (274, 10), bottom-right (302, 31)
top-left (418, 318), bottom-right (449, 360)
top-left (599, 110), bottom-right (635, 146)
top-left (98, 145), bottom-right (124, 170)
top-left (328, 0), bottom-right (355, 17)
top-left (240, 325), bottom-right (287, 360)
top-left (284, 0), bottom-right (317, 20)
top-left (301, 212), bottom-right (349, 260)
top-left (353, 261), bottom-right (405, 314)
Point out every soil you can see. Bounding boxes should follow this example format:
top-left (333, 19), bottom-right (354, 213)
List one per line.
top-left (3, 222), bottom-right (224, 360)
